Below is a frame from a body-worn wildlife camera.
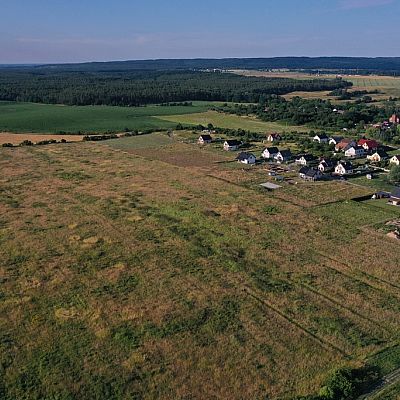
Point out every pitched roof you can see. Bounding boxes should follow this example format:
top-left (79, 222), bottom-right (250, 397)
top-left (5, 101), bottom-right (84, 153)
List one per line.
top-left (305, 168), bottom-right (321, 178)
top-left (338, 161), bottom-right (353, 170)
top-left (319, 159), bottom-right (335, 168)
top-left (299, 166), bottom-right (309, 174)
top-left (391, 155), bottom-right (400, 161)
top-left (391, 187), bottom-right (400, 199)
top-left (225, 139), bottom-right (241, 146)
top-left (263, 146), bottom-right (279, 154)
top-left (373, 149), bottom-right (389, 158)
top-left (268, 132), bottom-right (281, 138)
top-left (315, 134), bottom-right (329, 139)
top-left (358, 139), bottom-right (379, 148)
top-left (329, 136), bottom-right (344, 142)
top-left (278, 149), bottom-right (292, 157)
top-left (236, 152), bottom-right (255, 161)
top-left (199, 134), bottom-right (212, 140)
top-left (300, 154), bottom-right (316, 161)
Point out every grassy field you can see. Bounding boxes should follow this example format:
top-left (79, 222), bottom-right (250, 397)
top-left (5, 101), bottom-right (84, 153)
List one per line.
top-left (0, 101), bottom-right (214, 134)
top-left (1, 136), bottom-right (400, 399)
top-left (157, 110), bottom-right (310, 133)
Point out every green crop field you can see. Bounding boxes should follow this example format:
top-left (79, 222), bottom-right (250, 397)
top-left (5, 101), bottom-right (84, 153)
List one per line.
top-left (157, 110), bottom-right (310, 132)
top-left (1, 139), bottom-right (400, 399)
top-left (0, 101), bottom-right (215, 134)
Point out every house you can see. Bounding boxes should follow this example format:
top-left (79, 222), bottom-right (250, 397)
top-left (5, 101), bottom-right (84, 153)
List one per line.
top-left (198, 134), bottom-right (212, 144)
top-left (223, 139), bottom-right (242, 151)
top-left (261, 146), bottom-right (279, 159)
top-left (313, 134), bottom-right (329, 143)
top-left (335, 161), bottom-right (354, 176)
top-left (236, 152), bottom-right (256, 164)
top-left (389, 187), bottom-right (400, 206)
top-left (318, 159), bottom-right (335, 172)
top-left (329, 136), bottom-right (344, 146)
top-left (266, 133), bottom-right (281, 142)
top-left (389, 155), bottom-right (400, 166)
top-left (367, 150), bottom-right (389, 163)
top-left (358, 139), bottom-right (379, 152)
top-left (345, 145), bottom-right (365, 158)
top-left (295, 154), bottom-right (316, 166)
top-left (389, 114), bottom-right (400, 124)
top-left (299, 166), bottom-right (323, 181)
top-left (274, 149), bottom-right (292, 163)
top-left (335, 139), bottom-right (356, 152)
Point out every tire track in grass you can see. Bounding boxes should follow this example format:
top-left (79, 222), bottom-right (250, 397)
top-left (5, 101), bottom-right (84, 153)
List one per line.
top-left (317, 252), bottom-right (400, 294)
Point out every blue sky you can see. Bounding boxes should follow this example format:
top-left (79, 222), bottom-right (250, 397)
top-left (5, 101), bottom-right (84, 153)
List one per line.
top-left (1, 0), bottom-right (399, 63)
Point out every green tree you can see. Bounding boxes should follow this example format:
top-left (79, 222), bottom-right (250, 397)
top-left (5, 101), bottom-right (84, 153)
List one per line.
top-left (319, 368), bottom-right (355, 400)
top-left (388, 165), bottom-right (400, 183)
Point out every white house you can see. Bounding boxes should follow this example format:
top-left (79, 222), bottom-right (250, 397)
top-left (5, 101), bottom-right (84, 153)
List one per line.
top-left (198, 134), bottom-right (212, 144)
top-left (223, 139), bottom-right (242, 151)
top-left (295, 154), bottom-right (316, 166)
top-left (367, 150), bottom-right (389, 163)
top-left (329, 136), bottom-right (344, 146)
top-left (335, 139), bottom-right (356, 152)
top-left (335, 161), bottom-right (353, 175)
top-left (266, 133), bottom-right (281, 142)
top-left (274, 149), bottom-right (292, 163)
top-left (389, 155), bottom-right (400, 166)
top-left (345, 146), bottom-right (365, 158)
top-left (318, 159), bottom-right (335, 172)
top-left (313, 134), bottom-right (329, 143)
top-left (262, 147), bottom-right (279, 159)
top-left (236, 152), bottom-right (256, 164)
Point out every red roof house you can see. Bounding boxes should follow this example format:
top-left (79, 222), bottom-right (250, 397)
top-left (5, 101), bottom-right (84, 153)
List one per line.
top-left (358, 139), bottom-right (379, 151)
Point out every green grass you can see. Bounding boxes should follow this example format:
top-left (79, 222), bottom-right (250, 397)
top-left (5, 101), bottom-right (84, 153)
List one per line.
top-left (156, 110), bottom-right (310, 133)
top-left (0, 101), bottom-right (214, 134)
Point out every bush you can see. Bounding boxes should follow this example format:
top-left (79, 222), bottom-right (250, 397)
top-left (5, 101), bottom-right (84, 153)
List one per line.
top-left (2, 143), bottom-right (14, 148)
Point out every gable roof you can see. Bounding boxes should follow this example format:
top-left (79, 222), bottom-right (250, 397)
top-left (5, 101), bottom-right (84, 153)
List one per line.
top-left (391, 155), bottom-right (400, 161)
top-left (329, 136), bottom-right (344, 143)
top-left (299, 166), bottom-right (309, 174)
top-left (319, 159), bottom-right (335, 168)
top-left (236, 152), bottom-right (255, 161)
top-left (224, 139), bottom-right (241, 146)
top-left (305, 168), bottom-right (321, 178)
top-left (338, 161), bottom-right (353, 170)
top-left (268, 132), bottom-right (281, 138)
top-left (315, 133), bottom-right (329, 139)
top-left (358, 139), bottom-right (379, 148)
top-left (299, 154), bottom-right (316, 161)
top-left (278, 149), bottom-right (292, 158)
top-left (391, 187), bottom-right (400, 199)
top-left (199, 134), bottom-right (212, 141)
top-left (373, 149), bottom-right (389, 158)
top-left (263, 146), bottom-right (279, 154)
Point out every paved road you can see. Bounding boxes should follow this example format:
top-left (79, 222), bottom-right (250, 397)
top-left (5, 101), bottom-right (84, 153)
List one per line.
top-left (357, 368), bottom-right (400, 399)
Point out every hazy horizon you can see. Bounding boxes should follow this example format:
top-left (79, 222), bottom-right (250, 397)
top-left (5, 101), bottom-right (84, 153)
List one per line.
top-left (1, 0), bottom-right (400, 64)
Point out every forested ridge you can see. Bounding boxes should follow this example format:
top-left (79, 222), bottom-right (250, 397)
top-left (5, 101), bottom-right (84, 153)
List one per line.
top-left (0, 70), bottom-right (350, 106)
top-left (4, 56), bottom-right (400, 73)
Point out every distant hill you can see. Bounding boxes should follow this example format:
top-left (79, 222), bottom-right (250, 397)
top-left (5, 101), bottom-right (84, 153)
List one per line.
top-left (24, 57), bottom-right (400, 74)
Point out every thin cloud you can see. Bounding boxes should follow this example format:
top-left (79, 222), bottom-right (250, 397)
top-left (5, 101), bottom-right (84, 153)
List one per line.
top-left (339, 0), bottom-right (393, 9)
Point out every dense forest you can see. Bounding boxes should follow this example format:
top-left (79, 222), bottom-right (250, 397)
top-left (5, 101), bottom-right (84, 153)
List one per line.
top-left (214, 95), bottom-right (398, 130)
top-left (0, 70), bottom-right (350, 106)
top-left (4, 57), bottom-right (400, 74)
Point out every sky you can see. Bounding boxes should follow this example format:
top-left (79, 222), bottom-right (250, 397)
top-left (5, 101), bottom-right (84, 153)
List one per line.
top-left (0, 0), bottom-right (399, 63)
